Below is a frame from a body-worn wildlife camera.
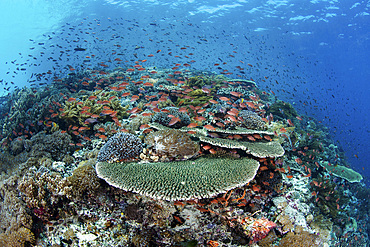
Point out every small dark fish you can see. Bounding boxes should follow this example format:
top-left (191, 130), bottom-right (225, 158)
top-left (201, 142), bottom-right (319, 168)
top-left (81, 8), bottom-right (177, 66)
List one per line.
top-left (74, 47), bottom-right (86, 51)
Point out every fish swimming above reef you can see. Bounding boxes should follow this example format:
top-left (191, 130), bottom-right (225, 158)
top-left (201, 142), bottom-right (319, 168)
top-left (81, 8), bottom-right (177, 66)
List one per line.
top-left (74, 47), bottom-right (86, 51)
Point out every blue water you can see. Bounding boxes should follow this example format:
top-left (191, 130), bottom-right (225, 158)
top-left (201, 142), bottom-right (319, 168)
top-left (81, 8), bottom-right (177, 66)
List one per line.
top-left (0, 0), bottom-right (369, 186)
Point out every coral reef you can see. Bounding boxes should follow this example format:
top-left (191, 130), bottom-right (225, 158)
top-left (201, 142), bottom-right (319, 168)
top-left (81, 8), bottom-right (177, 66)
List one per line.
top-left (0, 68), bottom-right (367, 246)
top-left (97, 132), bottom-right (143, 162)
top-left (96, 157), bottom-right (259, 201)
top-left (144, 129), bottom-right (199, 161)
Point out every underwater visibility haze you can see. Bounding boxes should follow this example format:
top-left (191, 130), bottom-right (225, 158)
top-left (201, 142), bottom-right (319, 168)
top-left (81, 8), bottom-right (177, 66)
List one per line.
top-left (0, 0), bottom-right (369, 246)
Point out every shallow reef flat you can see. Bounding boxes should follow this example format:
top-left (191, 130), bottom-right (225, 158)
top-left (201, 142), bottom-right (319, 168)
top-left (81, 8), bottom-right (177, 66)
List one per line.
top-left (0, 68), bottom-right (368, 246)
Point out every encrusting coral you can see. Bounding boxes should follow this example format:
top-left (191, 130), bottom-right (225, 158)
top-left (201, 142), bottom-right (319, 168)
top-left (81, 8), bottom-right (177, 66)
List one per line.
top-left (96, 157), bottom-right (259, 201)
top-left (144, 129), bottom-right (199, 161)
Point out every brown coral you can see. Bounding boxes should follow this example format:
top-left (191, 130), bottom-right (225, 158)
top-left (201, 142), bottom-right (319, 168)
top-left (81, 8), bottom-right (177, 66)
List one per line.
top-left (66, 161), bottom-right (100, 199)
top-left (144, 129), bottom-right (199, 161)
top-left (278, 231), bottom-right (324, 247)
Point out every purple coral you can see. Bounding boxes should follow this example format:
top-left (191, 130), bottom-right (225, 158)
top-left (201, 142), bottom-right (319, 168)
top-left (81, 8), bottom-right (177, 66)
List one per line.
top-left (97, 132), bottom-right (143, 162)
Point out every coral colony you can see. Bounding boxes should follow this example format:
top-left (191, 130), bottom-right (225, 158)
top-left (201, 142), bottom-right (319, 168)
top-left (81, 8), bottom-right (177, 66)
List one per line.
top-left (0, 68), bottom-right (367, 246)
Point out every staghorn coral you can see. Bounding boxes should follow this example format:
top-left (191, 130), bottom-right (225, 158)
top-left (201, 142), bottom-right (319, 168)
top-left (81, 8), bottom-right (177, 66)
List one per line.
top-left (152, 107), bottom-right (190, 128)
top-left (97, 132), bottom-right (143, 162)
top-left (96, 157), bottom-right (259, 201)
top-left (238, 110), bottom-right (266, 130)
top-left (144, 129), bottom-right (199, 161)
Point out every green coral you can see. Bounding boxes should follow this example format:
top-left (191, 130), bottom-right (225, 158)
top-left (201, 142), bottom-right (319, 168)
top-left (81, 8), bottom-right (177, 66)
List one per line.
top-left (96, 157), bottom-right (259, 201)
top-left (185, 76), bottom-right (207, 88)
top-left (320, 161), bottom-right (362, 183)
top-left (60, 90), bottom-right (129, 126)
top-left (198, 136), bottom-right (284, 158)
top-left (176, 89), bottom-right (213, 107)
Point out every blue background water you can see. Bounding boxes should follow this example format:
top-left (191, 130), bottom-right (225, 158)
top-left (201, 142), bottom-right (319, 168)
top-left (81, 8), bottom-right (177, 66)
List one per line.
top-left (0, 0), bottom-right (369, 184)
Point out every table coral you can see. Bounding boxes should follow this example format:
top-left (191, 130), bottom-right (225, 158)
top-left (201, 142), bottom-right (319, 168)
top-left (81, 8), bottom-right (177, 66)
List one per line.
top-left (96, 157), bottom-right (259, 201)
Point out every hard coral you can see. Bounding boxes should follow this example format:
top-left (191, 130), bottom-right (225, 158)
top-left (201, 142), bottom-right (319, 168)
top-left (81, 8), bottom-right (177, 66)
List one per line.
top-left (24, 130), bottom-right (73, 161)
top-left (0, 227), bottom-right (35, 247)
top-left (278, 231), bottom-right (324, 247)
top-left (144, 129), bottom-right (199, 161)
top-left (97, 132), bottom-right (143, 162)
top-left (152, 107), bottom-right (190, 128)
top-left (241, 216), bottom-right (277, 243)
top-left (239, 110), bottom-right (266, 130)
top-left (66, 161), bottom-right (100, 199)
top-left (96, 157), bottom-right (259, 201)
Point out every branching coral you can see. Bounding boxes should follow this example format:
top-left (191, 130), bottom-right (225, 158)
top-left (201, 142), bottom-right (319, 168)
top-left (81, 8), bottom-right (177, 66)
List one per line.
top-left (17, 166), bottom-right (68, 210)
top-left (97, 132), bottom-right (143, 162)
